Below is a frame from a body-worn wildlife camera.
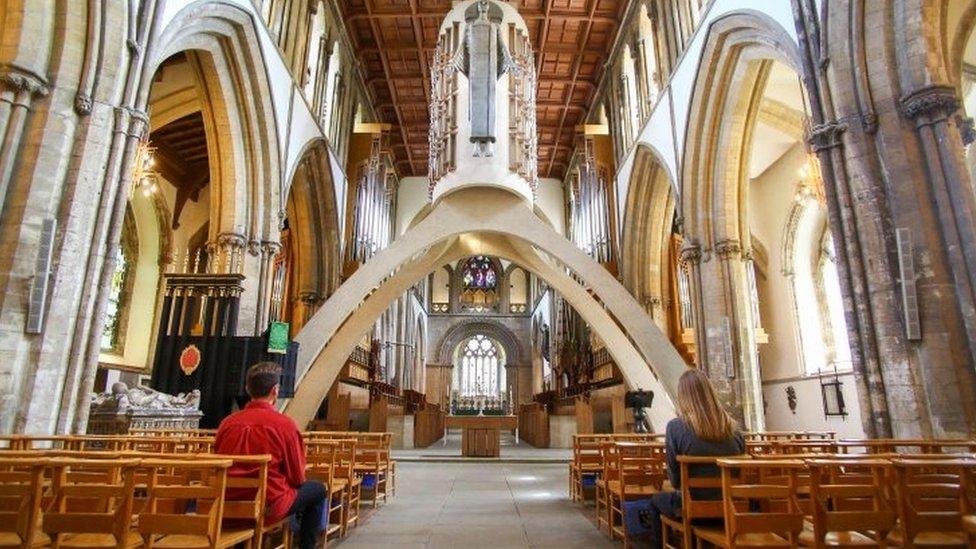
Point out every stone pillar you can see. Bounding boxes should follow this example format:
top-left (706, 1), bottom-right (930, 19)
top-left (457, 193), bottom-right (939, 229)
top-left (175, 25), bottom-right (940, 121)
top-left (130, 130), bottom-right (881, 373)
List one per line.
top-left (0, 67), bottom-right (49, 215)
top-left (900, 85), bottom-right (976, 364)
top-left (253, 241), bottom-right (281, 334)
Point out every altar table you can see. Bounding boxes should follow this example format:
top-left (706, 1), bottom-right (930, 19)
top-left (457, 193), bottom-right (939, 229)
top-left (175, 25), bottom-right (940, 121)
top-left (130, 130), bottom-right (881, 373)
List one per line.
top-left (445, 415), bottom-right (518, 457)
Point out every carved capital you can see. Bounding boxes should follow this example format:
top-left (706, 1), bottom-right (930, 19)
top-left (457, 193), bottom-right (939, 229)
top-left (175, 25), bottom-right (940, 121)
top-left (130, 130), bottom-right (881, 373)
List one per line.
top-left (679, 243), bottom-right (702, 265)
top-left (216, 232), bottom-right (247, 250)
top-left (261, 240), bottom-right (282, 257)
top-left (807, 120), bottom-right (847, 152)
top-left (956, 115), bottom-right (976, 145)
top-left (900, 85), bottom-right (959, 121)
top-left (714, 238), bottom-right (742, 260)
top-left (0, 64), bottom-right (49, 98)
top-left (126, 108), bottom-right (149, 138)
top-left (299, 291), bottom-right (322, 306)
top-left (247, 240), bottom-right (262, 256)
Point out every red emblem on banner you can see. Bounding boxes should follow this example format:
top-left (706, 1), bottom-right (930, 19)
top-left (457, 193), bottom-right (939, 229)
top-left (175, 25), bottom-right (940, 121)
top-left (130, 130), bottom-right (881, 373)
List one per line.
top-left (179, 344), bottom-right (201, 376)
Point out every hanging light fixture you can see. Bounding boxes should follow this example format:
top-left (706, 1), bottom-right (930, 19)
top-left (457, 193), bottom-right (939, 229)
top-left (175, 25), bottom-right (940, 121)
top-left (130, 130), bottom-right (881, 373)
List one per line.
top-left (132, 139), bottom-right (159, 197)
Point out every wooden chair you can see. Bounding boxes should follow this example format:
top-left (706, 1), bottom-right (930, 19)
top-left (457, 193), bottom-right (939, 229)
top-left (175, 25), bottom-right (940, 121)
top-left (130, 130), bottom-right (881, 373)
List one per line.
top-left (888, 458), bottom-right (976, 548)
top-left (41, 457), bottom-right (142, 549)
top-left (595, 440), bottom-right (620, 536)
top-left (305, 442), bottom-right (343, 545)
top-left (212, 454), bottom-right (291, 549)
top-left (608, 443), bottom-right (666, 548)
top-left (661, 455), bottom-right (751, 549)
top-left (0, 458), bottom-right (49, 549)
top-left (353, 436), bottom-right (388, 509)
top-left (694, 459), bottom-right (806, 548)
top-left (801, 458), bottom-right (896, 547)
top-left (570, 435), bottom-right (606, 502)
top-left (332, 439), bottom-right (360, 536)
top-left (136, 458), bottom-right (255, 549)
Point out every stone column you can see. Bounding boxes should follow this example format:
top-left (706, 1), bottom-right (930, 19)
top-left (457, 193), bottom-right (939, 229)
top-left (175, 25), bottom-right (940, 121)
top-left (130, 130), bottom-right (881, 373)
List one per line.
top-left (253, 241), bottom-right (281, 334)
top-left (679, 242), bottom-right (707, 368)
top-left (900, 85), bottom-right (976, 364)
top-left (0, 66), bottom-right (49, 215)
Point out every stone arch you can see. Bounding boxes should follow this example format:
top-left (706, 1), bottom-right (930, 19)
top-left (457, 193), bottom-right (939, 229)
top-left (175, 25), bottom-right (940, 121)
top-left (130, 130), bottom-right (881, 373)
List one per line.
top-left (142, 1), bottom-right (282, 244)
top-left (621, 143), bottom-right (678, 332)
top-left (434, 319), bottom-right (526, 366)
top-left (285, 187), bottom-right (688, 428)
top-left (947, 0), bottom-right (976, 88)
top-left (284, 139), bottom-right (341, 299)
top-left (681, 9), bottom-right (804, 248)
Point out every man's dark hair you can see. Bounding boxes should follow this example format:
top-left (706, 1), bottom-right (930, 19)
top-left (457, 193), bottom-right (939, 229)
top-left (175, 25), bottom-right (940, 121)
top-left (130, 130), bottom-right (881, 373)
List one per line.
top-left (246, 362), bottom-right (281, 398)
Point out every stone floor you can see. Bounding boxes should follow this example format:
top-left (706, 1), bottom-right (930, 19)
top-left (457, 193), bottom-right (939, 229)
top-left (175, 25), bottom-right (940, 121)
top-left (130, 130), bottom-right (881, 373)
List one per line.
top-left (333, 461), bottom-right (616, 548)
top-left (392, 431), bottom-right (572, 461)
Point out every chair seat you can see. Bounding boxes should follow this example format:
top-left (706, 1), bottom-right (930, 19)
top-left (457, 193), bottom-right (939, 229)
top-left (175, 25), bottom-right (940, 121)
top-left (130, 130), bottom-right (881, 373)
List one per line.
top-left (660, 514), bottom-right (683, 530)
top-left (886, 527), bottom-right (970, 548)
top-left (696, 527), bottom-right (793, 547)
top-left (150, 527), bottom-right (254, 549)
top-left (0, 530), bottom-right (51, 549)
top-left (607, 481), bottom-right (657, 498)
top-left (963, 515), bottom-right (976, 535)
top-left (56, 531), bottom-right (143, 548)
top-left (798, 529), bottom-right (879, 546)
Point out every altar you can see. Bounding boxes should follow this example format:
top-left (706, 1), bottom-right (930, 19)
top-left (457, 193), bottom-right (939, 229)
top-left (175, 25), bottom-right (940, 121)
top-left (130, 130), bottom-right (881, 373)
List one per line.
top-left (445, 415), bottom-right (518, 457)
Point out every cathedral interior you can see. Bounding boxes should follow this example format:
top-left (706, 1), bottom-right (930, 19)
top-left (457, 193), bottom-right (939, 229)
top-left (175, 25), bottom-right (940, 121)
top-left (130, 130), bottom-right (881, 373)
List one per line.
top-left (5, 0), bottom-right (976, 547)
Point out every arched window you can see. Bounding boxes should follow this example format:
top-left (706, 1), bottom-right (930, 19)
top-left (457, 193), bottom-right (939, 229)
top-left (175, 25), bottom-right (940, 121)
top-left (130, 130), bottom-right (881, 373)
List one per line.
top-left (101, 209), bottom-right (138, 353)
top-left (459, 256), bottom-right (498, 311)
top-left (455, 334), bottom-right (506, 397)
top-left (786, 194), bottom-right (853, 375)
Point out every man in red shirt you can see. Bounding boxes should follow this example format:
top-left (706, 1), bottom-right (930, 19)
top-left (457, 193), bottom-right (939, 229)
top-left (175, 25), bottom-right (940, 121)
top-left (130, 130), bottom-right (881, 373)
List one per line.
top-left (216, 362), bottom-right (326, 549)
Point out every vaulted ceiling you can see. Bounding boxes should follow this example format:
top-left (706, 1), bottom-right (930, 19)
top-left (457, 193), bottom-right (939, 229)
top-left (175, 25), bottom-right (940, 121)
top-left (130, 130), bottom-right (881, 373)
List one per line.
top-left (340, 0), bottom-right (627, 179)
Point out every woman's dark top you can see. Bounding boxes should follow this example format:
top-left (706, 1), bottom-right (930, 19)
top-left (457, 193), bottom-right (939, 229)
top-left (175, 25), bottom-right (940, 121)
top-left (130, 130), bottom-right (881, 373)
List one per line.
top-left (665, 417), bottom-right (745, 501)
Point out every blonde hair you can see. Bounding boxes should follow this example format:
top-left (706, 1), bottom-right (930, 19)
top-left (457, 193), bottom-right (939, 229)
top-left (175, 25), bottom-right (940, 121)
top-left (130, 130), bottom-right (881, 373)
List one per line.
top-left (675, 368), bottom-right (736, 442)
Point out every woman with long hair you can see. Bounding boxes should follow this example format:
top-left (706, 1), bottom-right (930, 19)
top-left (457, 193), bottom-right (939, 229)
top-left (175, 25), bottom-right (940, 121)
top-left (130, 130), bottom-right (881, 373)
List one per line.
top-left (646, 368), bottom-right (745, 547)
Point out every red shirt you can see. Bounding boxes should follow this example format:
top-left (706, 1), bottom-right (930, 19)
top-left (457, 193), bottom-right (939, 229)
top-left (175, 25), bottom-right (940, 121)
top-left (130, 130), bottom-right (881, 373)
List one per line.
top-left (215, 400), bottom-right (306, 523)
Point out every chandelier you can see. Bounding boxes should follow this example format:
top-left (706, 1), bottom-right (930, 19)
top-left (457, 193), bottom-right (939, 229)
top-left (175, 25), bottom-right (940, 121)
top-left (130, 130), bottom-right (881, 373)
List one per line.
top-left (132, 140), bottom-right (159, 197)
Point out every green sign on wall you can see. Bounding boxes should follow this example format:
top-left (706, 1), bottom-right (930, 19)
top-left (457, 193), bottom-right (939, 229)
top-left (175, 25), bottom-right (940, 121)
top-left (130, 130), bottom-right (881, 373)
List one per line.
top-left (268, 321), bottom-right (290, 354)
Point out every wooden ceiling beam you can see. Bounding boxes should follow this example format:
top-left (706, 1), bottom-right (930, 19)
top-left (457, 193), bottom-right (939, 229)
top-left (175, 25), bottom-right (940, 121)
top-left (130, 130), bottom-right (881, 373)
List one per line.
top-left (545, 0), bottom-right (601, 178)
top-left (362, 0), bottom-right (419, 175)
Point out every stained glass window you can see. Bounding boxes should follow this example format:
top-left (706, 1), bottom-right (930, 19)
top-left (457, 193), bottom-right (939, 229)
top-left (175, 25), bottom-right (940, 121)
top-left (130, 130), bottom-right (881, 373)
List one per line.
top-left (460, 256), bottom-right (499, 311)
top-left (457, 334), bottom-right (506, 397)
top-left (462, 256), bottom-right (497, 289)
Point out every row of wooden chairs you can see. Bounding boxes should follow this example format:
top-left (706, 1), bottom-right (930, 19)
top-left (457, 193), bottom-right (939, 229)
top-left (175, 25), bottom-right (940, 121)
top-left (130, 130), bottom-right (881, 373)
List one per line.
top-left (304, 431), bottom-right (396, 507)
top-left (571, 433), bottom-right (976, 548)
top-left (569, 434), bottom-right (665, 501)
top-left (571, 435), bottom-right (976, 505)
top-left (660, 455), bottom-right (976, 548)
top-left (0, 453), bottom-right (291, 549)
top-left (0, 435), bottom-right (216, 454)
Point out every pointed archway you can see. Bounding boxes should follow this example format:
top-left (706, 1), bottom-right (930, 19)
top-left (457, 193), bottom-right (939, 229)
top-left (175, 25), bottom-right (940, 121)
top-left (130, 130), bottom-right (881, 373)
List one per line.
top-left (284, 187), bottom-right (690, 428)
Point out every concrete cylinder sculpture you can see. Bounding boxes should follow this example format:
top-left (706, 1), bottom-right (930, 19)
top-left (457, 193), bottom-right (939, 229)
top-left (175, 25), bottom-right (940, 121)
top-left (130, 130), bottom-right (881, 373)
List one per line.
top-left (427, 0), bottom-right (538, 204)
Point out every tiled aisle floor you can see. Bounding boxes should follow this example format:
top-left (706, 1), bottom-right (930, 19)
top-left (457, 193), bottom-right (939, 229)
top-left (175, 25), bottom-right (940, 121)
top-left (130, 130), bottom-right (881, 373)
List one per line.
top-left (393, 432), bottom-right (572, 461)
top-left (333, 462), bottom-right (616, 548)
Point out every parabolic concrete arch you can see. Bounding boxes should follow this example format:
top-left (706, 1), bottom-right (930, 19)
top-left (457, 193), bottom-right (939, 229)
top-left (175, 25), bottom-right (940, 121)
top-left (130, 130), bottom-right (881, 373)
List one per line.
top-left (285, 187), bottom-right (690, 428)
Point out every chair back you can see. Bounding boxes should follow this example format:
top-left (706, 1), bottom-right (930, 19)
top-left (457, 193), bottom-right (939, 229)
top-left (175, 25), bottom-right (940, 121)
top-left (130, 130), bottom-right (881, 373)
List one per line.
top-left (214, 455), bottom-right (272, 525)
top-left (806, 458), bottom-right (896, 544)
top-left (716, 459), bottom-right (806, 546)
top-left (676, 455), bottom-right (750, 524)
top-left (891, 458), bottom-right (976, 545)
top-left (615, 443), bottom-right (665, 494)
top-left (137, 458), bottom-right (233, 549)
top-left (42, 458), bottom-right (140, 548)
top-left (306, 441), bottom-right (339, 486)
top-left (0, 458), bottom-right (48, 547)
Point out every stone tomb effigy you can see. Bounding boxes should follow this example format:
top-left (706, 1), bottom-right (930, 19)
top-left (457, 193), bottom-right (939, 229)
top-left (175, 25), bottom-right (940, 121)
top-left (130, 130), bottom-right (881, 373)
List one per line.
top-left (88, 382), bottom-right (203, 435)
